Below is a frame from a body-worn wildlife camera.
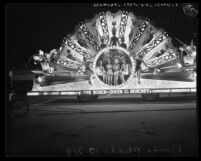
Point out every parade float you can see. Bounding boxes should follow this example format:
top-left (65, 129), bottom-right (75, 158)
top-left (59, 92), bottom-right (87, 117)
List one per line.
top-left (27, 10), bottom-right (196, 101)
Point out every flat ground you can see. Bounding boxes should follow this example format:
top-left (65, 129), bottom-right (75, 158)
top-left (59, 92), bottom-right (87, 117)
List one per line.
top-left (5, 93), bottom-right (198, 157)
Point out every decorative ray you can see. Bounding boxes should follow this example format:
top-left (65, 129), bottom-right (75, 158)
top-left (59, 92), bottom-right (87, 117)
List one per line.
top-left (138, 32), bottom-right (169, 57)
top-left (119, 11), bottom-right (129, 39)
top-left (99, 12), bottom-right (110, 44)
top-left (65, 38), bottom-right (93, 60)
top-left (55, 57), bottom-right (81, 70)
top-left (79, 22), bottom-right (100, 51)
top-left (146, 52), bottom-right (178, 67)
top-left (129, 20), bottom-right (150, 50)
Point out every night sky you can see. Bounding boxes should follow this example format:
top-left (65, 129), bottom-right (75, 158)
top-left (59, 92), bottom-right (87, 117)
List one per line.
top-left (5, 3), bottom-right (198, 70)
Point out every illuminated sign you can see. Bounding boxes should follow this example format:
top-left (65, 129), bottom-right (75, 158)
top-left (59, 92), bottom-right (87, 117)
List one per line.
top-left (27, 88), bottom-right (196, 96)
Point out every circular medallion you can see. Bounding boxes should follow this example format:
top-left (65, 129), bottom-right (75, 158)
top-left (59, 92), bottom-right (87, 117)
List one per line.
top-left (92, 46), bottom-right (135, 88)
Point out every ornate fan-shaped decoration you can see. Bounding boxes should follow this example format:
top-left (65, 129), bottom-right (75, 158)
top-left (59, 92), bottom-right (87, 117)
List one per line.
top-left (37, 10), bottom-right (180, 88)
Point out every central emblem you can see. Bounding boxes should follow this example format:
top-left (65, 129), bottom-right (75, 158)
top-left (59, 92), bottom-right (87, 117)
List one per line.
top-left (93, 46), bottom-right (134, 87)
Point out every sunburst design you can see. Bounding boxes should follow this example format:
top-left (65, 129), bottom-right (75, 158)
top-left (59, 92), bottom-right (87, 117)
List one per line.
top-left (36, 10), bottom-right (180, 87)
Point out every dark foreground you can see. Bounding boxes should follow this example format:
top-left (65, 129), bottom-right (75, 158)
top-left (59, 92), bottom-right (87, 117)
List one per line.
top-left (5, 94), bottom-right (198, 157)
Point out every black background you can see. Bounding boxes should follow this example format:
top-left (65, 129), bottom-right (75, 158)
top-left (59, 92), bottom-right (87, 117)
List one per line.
top-left (5, 3), bottom-right (198, 69)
